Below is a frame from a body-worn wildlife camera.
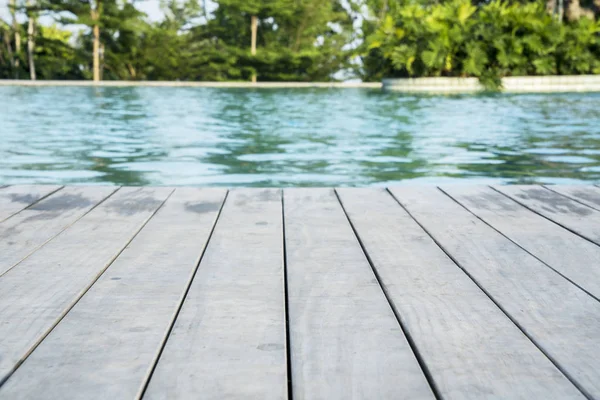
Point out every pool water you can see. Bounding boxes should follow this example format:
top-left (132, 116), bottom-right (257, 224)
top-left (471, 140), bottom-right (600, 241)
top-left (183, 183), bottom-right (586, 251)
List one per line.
top-left (1, 86), bottom-right (600, 186)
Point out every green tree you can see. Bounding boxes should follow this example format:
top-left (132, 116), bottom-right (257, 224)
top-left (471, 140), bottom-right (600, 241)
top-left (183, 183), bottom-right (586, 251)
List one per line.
top-left (35, 25), bottom-right (85, 79)
top-left (42, 0), bottom-right (145, 80)
top-left (192, 0), bottom-right (357, 81)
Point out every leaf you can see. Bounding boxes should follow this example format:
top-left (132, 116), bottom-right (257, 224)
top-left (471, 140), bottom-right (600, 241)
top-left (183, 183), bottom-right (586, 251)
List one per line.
top-left (457, 1), bottom-right (476, 24)
top-left (368, 40), bottom-right (382, 50)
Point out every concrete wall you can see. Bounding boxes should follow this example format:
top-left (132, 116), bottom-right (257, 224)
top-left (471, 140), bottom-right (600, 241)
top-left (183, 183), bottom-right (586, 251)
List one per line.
top-left (383, 75), bottom-right (600, 93)
top-left (3, 77), bottom-right (599, 93)
top-left (0, 80), bottom-right (382, 89)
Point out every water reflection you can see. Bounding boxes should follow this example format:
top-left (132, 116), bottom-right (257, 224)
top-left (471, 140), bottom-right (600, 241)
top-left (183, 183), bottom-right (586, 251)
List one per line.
top-left (0, 87), bottom-right (599, 186)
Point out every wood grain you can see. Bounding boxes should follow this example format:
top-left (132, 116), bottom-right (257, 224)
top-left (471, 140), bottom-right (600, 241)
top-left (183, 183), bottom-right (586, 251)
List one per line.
top-left (337, 187), bottom-right (584, 400)
top-left (390, 186), bottom-right (600, 399)
top-left (283, 188), bottom-right (433, 400)
top-left (0, 186), bottom-right (117, 276)
top-left (144, 189), bottom-right (287, 400)
top-left (0, 187), bottom-right (172, 385)
top-left (493, 185), bottom-right (600, 246)
top-left (0, 188), bottom-right (225, 399)
top-left (544, 185), bottom-right (600, 211)
top-left (442, 185), bottom-right (600, 300)
top-left (0, 185), bottom-right (62, 222)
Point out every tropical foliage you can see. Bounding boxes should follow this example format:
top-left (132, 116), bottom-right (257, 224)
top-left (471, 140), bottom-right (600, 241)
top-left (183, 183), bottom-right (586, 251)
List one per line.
top-left (361, 0), bottom-right (600, 87)
top-left (0, 0), bottom-right (599, 82)
top-left (0, 0), bottom-right (358, 80)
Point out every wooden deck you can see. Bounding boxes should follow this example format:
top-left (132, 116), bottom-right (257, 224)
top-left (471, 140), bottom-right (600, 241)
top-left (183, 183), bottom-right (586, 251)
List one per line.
top-left (0, 184), bottom-right (599, 399)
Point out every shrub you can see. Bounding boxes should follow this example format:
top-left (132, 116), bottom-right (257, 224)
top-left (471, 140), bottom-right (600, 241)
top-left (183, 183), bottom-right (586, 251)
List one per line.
top-left (365, 0), bottom-right (600, 89)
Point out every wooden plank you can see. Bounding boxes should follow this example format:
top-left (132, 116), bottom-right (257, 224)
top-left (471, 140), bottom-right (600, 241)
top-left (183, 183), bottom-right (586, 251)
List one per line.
top-left (493, 185), bottom-right (600, 246)
top-left (442, 185), bottom-right (600, 301)
top-left (0, 185), bottom-right (62, 222)
top-left (0, 188), bottom-right (226, 399)
top-left (0, 186), bottom-right (117, 276)
top-left (544, 185), bottom-right (600, 211)
top-left (144, 189), bottom-right (287, 400)
top-left (0, 187), bottom-right (172, 385)
top-left (283, 188), bottom-right (433, 400)
top-left (390, 186), bottom-right (600, 399)
top-left (337, 187), bottom-right (584, 399)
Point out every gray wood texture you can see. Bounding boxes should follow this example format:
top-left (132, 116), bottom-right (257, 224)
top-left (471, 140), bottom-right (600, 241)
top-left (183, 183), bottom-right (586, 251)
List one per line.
top-left (144, 189), bottom-right (287, 400)
top-left (0, 186), bottom-right (117, 276)
top-left (337, 187), bottom-right (584, 400)
top-left (283, 188), bottom-right (433, 400)
top-left (0, 188), bottom-right (226, 399)
top-left (0, 187), bottom-right (172, 385)
top-left (0, 185), bottom-right (62, 222)
top-left (544, 185), bottom-right (600, 211)
top-left (1, 184), bottom-right (600, 399)
top-left (390, 186), bottom-right (600, 399)
top-left (442, 185), bottom-right (600, 300)
top-left (494, 185), bottom-right (600, 245)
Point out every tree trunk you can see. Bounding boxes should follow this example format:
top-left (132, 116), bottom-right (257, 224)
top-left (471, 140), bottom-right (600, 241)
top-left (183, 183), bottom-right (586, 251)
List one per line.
top-left (250, 15), bottom-right (257, 83)
top-left (91, 0), bottom-right (101, 81)
top-left (27, 0), bottom-right (36, 80)
top-left (294, 16), bottom-right (307, 52)
top-left (3, 24), bottom-right (15, 69)
top-left (10, 0), bottom-right (21, 77)
top-left (99, 42), bottom-right (104, 80)
top-left (558, 0), bottom-right (565, 20)
top-left (127, 63), bottom-right (137, 79)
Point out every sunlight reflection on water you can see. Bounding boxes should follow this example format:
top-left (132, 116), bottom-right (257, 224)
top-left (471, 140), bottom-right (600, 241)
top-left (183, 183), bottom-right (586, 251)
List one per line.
top-left (1, 86), bottom-right (599, 186)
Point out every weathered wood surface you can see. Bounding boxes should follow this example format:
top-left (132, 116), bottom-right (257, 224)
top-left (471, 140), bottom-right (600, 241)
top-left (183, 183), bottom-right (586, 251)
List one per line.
top-left (0, 186), bottom-right (117, 276)
top-left (0, 187), bottom-right (172, 385)
top-left (0, 188), bottom-right (225, 400)
top-left (337, 188), bottom-right (584, 400)
top-left (390, 186), bottom-right (600, 399)
top-left (144, 189), bottom-right (287, 400)
top-left (442, 185), bottom-right (600, 300)
top-left (0, 184), bottom-right (599, 399)
top-left (0, 185), bottom-right (62, 222)
top-left (494, 185), bottom-right (600, 246)
top-left (545, 185), bottom-right (600, 211)
top-left (284, 188), bottom-right (433, 400)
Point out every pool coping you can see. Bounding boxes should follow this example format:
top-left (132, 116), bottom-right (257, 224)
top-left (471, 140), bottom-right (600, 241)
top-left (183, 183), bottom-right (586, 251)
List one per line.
top-left (0, 80), bottom-right (382, 89)
top-left (3, 76), bottom-right (599, 92)
top-left (383, 75), bottom-right (600, 93)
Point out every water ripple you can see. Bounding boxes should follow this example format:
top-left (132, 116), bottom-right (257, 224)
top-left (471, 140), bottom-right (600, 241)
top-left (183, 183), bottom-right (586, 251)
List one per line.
top-left (0, 87), bottom-right (599, 186)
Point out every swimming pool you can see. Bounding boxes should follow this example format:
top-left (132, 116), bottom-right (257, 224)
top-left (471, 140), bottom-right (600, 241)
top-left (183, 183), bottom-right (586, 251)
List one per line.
top-left (1, 86), bottom-right (599, 186)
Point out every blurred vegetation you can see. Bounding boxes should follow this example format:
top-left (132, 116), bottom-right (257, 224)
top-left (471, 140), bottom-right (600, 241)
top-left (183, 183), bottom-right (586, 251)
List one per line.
top-left (361, 0), bottom-right (600, 87)
top-left (0, 0), bottom-right (599, 82)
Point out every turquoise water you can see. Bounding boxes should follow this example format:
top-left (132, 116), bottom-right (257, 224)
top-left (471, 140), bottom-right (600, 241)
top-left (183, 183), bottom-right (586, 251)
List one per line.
top-left (1, 86), bottom-right (600, 186)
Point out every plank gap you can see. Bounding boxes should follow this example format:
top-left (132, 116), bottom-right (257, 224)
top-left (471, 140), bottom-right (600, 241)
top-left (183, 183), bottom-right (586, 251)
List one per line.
top-left (490, 186), bottom-right (600, 249)
top-left (335, 189), bottom-right (443, 400)
top-left (543, 185), bottom-right (600, 212)
top-left (0, 185), bottom-right (64, 223)
top-left (20, 186), bottom-right (66, 212)
top-left (439, 186), bottom-right (600, 304)
top-left (0, 188), bottom-right (176, 388)
top-left (0, 186), bottom-right (121, 279)
top-left (387, 187), bottom-right (593, 400)
top-left (280, 191), bottom-right (294, 400)
top-left (136, 189), bottom-right (229, 400)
